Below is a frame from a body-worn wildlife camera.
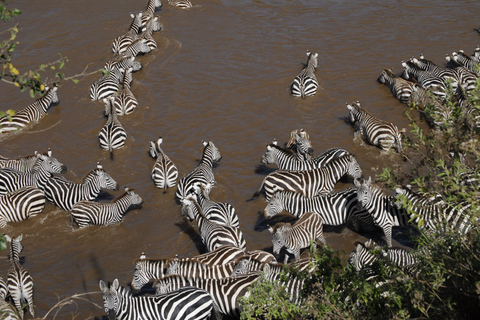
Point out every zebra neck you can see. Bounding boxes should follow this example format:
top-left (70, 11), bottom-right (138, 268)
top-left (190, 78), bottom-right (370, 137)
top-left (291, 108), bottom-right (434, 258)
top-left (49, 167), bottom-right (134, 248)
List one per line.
top-left (113, 194), bottom-right (134, 213)
top-left (38, 91), bottom-right (54, 113)
top-left (9, 246), bottom-right (20, 262)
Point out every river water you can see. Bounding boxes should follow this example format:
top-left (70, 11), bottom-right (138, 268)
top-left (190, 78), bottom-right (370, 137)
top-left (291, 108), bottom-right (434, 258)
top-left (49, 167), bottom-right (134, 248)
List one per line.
top-left (0, 0), bottom-right (479, 318)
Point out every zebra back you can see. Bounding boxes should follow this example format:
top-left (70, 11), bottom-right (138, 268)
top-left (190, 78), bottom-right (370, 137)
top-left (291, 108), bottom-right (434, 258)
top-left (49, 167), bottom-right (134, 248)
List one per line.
top-left (168, 0), bottom-right (193, 9)
top-left (105, 55), bottom-right (142, 74)
top-left (182, 245), bottom-right (246, 266)
top-left (99, 97), bottom-right (128, 159)
top-left (113, 67), bottom-right (138, 116)
top-left (291, 50), bottom-right (319, 98)
top-left (166, 257), bottom-right (236, 279)
top-left (0, 186), bottom-right (45, 227)
top-left (0, 151), bottom-right (47, 172)
top-left (149, 137), bottom-right (179, 193)
top-left (112, 12), bottom-right (143, 54)
top-left (377, 68), bottom-right (419, 104)
top-left (89, 68), bottom-right (122, 101)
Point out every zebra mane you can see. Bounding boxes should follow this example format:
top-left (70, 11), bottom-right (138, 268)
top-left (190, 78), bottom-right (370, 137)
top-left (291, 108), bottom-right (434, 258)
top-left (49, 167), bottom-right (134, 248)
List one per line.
top-left (132, 257), bottom-right (170, 265)
top-left (271, 222), bottom-right (292, 234)
top-left (81, 163), bottom-right (104, 181)
top-left (266, 142), bottom-right (293, 155)
top-left (112, 188), bottom-right (135, 202)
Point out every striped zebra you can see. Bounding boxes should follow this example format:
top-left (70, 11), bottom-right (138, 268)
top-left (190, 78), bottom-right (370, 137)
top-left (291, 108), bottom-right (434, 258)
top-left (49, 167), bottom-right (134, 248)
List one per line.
top-left (182, 197), bottom-right (246, 252)
top-left (44, 162), bottom-right (119, 212)
top-left (285, 128), bottom-right (313, 160)
top-left (149, 137), bottom-right (179, 193)
top-left (0, 150), bottom-right (48, 172)
top-left (182, 245), bottom-right (246, 266)
top-left (268, 212), bottom-right (326, 263)
top-left (89, 68), bottom-right (122, 101)
top-left (70, 187), bottom-right (142, 228)
top-left (142, 0), bottom-right (163, 28)
top-left (377, 68), bottom-right (421, 104)
top-left (401, 61), bottom-right (448, 98)
top-left (5, 235), bottom-right (34, 319)
top-left (347, 101), bottom-right (404, 153)
top-left (0, 86), bottom-right (58, 134)
top-left (260, 263), bottom-right (307, 305)
top-left (167, 0), bottom-right (193, 9)
top-left (451, 50), bottom-right (479, 74)
top-left (113, 67), bottom-right (138, 115)
top-left (247, 249), bottom-right (277, 263)
top-left (112, 12), bottom-right (143, 54)
top-left (154, 273), bottom-right (260, 318)
top-left (165, 257), bottom-right (237, 280)
top-left (142, 16), bottom-right (162, 51)
top-left (0, 150), bottom-right (67, 195)
top-left (0, 276), bottom-right (20, 320)
top-left (99, 96), bottom-right (128, 159)
top-left (121, 38), bottom-right (152, 59)
top-left (263, 188), bottom-right (372, 231)
top-left (104, 55), bottom-right (142, 74)
top-left (0, 186), bottom-right (45, 228)
top-left (100, 279), bottom-right (216, 320)
top-left (410, 55), bottom-right (462, 88)
top-left (231, 256), bottom-right (315, 278)
top-left (291, 51), bottom-right (319, 98)
top-left (131, 256), bottom-right (170, 291)
top-left (252, 153), bottom-right (363, 201)
top-left (175, 141), bottom-right (221, 202)
top-left (261, 142), bottom-right (349, 171)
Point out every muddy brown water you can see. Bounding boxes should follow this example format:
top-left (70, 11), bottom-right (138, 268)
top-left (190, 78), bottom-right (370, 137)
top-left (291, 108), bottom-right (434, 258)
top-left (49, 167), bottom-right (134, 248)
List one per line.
top-left (0, 0), bottom-right (479, 318)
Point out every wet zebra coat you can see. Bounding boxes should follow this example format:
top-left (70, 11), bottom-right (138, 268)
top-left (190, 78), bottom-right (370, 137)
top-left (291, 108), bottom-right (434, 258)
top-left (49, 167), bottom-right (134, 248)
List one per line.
top-left (149, 137), bottom-right (179, 193)
top-left (98, 96), bottom-right (128, 159)
top-left (291, 51), bottom-right (319, 98)
top-left (0, 186), bottom-right (45, 228)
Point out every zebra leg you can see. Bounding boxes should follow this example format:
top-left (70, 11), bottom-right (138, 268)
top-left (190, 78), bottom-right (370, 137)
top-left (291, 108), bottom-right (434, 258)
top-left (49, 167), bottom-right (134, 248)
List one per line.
top-left (382, 224), bottom-right (393, 248)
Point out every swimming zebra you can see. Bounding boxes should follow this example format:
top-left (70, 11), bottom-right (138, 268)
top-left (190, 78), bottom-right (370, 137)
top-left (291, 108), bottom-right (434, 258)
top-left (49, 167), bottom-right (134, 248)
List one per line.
top-left (100, 279), bottom-right (216, 320)
top-left (401, 61), bottom-right (448, 98)
top-left (44, 162), bottom-right (119, 212)
top-left (89, 68), bottom-right (122, 101)
top-left (167, 0), bottom-right (193, 9)
top-left (99, 97), bottom-right (128, 159)
top-left (285, 128), bottom-right (313, 160)
top-left (0, 149), bottom-right (66, 195)
top-left (154, 273), bottom-right (260, 318)
top-left (252, 153), bottom-right (363, 201)
top-left (291, 51), bottom-right (319, 98)
top-left (247, 249), bottom-right (277, 263)
top-left (0, 186), bottom-right (45, 228)
top-left (268, 212), bottom-right (326, 263)
top-left (142, 16), bottom-right (162, 51)
top-left (0, 86), bottom-right (58, 134)
top-left (131, 255), bottom-right (170, 291)
top-left (261, 142), bottom-right (349, 171)
top-left (5, 235), bottom-right (34, 319)
top-left (263, 188), bottom-right (372, 231)
top-left (175, 141), bottom-right (221, 202)
top-left (0, 276), bottom-right (19, 320)
top-left (377, 68), bottom-right (421, 104)
top-left (113, 67), bottom-right (138, 115)
top-left (0, 150), bottom-right (48, 172)
top-left (347, 101), bottom-right (404, 153)
top-left (121, 38), bottom-right (152, 59)
top-left (149, 137), bottom-right (179, 193)
top-left (70, 187), bottom-right (142, 228)
top-left (104, 55), bottom-right (142, 74)
top-left (182, 197), bottom-right (246, 252)
top-left (451, 50), bottom-right (479, 74)
top-left (112, 12), bottom-right (143, 54)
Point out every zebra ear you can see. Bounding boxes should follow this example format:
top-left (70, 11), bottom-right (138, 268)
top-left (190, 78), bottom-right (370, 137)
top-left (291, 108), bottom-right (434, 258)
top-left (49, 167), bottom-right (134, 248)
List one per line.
top-left (99, 280), bottom-right (107, 292)
top-left (346, 103), bottom-right (353, 111)
top-left (202, 140), bottom-right (208, 147)
top-left (354, 178), bottom-right (361, 187)
top-left (272, 139), bottom-right (277, 145)
top-left (17, 234), bottom-right (22, 242)
top-left (47, 148), bottom-right (52, 157)
top-left (267, 225), bottom-right (274, 233)
top-left (366, 176), bottom-right (372, 185)
top-left (112, 279), bottom-right (119, 291)
top-left (96, 162), bottom-right (102, 170)
top-left (4, 235), bottom-right (11, 243)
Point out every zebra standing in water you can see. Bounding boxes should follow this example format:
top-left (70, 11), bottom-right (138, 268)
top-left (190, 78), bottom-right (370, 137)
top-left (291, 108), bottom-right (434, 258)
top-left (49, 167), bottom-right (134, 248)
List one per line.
top-left (377, 68), bottom-right (422, 105)
top-left (131, 255), bottom-right (171, 291)
top-left (0, 276), bottom-right (20, 320)
top-left (142, 16), bottom-right (162, 51)
top-left (89, 68), bottom-right (122, 101)
top-left (451, 50), bottom-right (479, 74)
top-left (99, 96), bottom-right (128, 159)
top-left (268, 212), bottom-right (326, 263)
top-left (112, 12), bottom-right (143, 54)
top-left (5, 235), bottom-right (34, 319)
top-left (100, 279), bottom-right (216, 320)
top-left (104, 55), bottom-right (142, 74)
top-left (0, 186), bottom-right (45, 228)
top-left (175, 141), bottom-right (222, 201)
top-left (0, 86), bottom-right (58, 134)
top-left (291, 51), bottom-right (319, 98)
top-left (44, 162), bottom-right (119, 212)
top-left (286, 129), bottom-right (313, 160)
top-left (142, 0), bottom-right (164, 27)
top-left (113, 67), bottom-right (138, 115)
top-left (347, 101), bottom-right (404, 153)
top-left (121, 38), bottom-right (152, 59)
top-left (0, 150), bottom-right (49, 172)
top-left (71, 187), bottom-right (142, 228)
top-left (149, 137), bottom-right (179, 193)
top-left (167, 0), bottom-right (193, 9)
top-left (401, 61), bottom-right (448, 98)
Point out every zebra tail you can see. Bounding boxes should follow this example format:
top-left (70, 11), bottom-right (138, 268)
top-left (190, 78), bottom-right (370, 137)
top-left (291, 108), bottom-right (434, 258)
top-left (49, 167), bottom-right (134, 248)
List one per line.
top-left (110, 147), bottom-right (114, 160)
top-left (248, 179), bottom-right (265, 202)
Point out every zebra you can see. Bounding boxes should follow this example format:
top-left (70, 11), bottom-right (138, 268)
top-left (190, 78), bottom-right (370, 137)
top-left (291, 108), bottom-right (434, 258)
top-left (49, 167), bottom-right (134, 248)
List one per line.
top-left (120, 38), bottom-right (152, 59)
top-left (142, 0), bottom-right (163, 28)
top-left (113, 67), bottom-right (138, 115)
top-left (0, 150), bottom-right (48, 172)
top-left (99, 96), bottom-right (128, 159)
top-left (44, 162), bottom-right (119, 212)
top-left (89, 68), bottom-right (122, 101)
top-left (263, 188), bottom-right (372, 231)
top-left (5, 235), bottom-right (34, 319)
top-left (377, 68), bottom-right (422, 104)
top-left (347, 101), bottom-right (404, 153)
top-left (131, 255), bottom-right (171, 291)
top-left (180, 245), bottom-right (246, 266)
top-left (401, 61), bottom-right (448, 98)
top-left (165, 257), bottom-right (238, 280)
top-left (167, 0), bottom-right (193, 9)
top-left (149, 137), bottom-right (179, 193)
top-left (0, 276), bottom-right (20, 320)
top-left (285, 128), bottom-right (313, 160)
top-left (261, 142), bottom-right (349, 171)
top-left (252, 153), bottom-right (363, 201)
top-left (410, 55), bottom-right (462, 89)
top-left (112, 12), bottom-right (143, 54)
top-left (142, 16), bottom-right (162, 51)
top-left (268, 212), bottom-right (326, 263)
top-left (100, 279), bottom-right (216, 320)
top-left (0, 86), bottom-right (59, 134)
top-left (291, 51), bottom-right (319, 98)
top-left (0, 186), bottom-right (45, 228)
top-left (104, 55), bottom-right (142, 74)
top-left (154, 273), bottom-right (260, 318)
top-left (246, 249), bottom-right (277, 263)
top-left (260, 262), bottom-right (307, 305)
top-left (70, 187), bottom-right (142, 228)
top-left (0, 149), bottom-right (67, 195)
top-left (175, 141), bottom-right (222, 202)
top-left (182, 197), bottom-right (246, 252)
top-left (451, 50), bottom-right (479, 74)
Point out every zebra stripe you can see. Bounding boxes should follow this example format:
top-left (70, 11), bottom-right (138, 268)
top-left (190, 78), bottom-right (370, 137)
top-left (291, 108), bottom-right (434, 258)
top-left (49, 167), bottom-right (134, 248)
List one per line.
top-left (246, 249), bottom-right (277, 263)
top-left (291, 51), bottom-right (319, 98)
top-left (142, 16), bottom-right (162, 51)
top-left (44, 162), bottom-right (119, 212)
top-left (377, 68), bottom-right (420, 104)
top-left (70, 187), bottom-right (142, 228)
top-left (252, 153), bottom-right (363, 201)
top-left (149, 137), bottom-right (179, 193)
top-left (131, 256), bottom-right (170, 291)
top-left (112, 12), bottom-right (143, 54)
top-left (121, 38), bottom-right (152, 59)
top-left (142, 0), bottom-right (163, 29)
top-left (411, 55), bottom-right (461, 88)
top-left (0, 151), bottom-right (48, 172)
top-left (175, 141), bottom-right (221, 201)
top-left (347, 101), bottom-right (403, 153)
top-left (261, 263), bottom-right (306, 305)
top-left (0, 86), bottom-right (58, 134)
top-left (99, 96), bottom-right (128, 159)
top-left (268, 212), bottom-right (326, 263)
top-left (100, 279), bottom-right (215, 320)
top-left (182, 245), bottom-right (246, 266)
top-left (113, 67), bottom-right (138, 115)
top-left (5, 235), bottom-right (34, 319)
top-left (0, 149), bottom-right (67, 195)
top-left (104, 55), bottom-right (142, 74)
top-left (0, 186), bottom-right (45, 228)
top-left (286, 128), bottom-right (313, 160)
top-left (89, 68), bottom-right (122, 101)
top-left (0, 275), bottom-right (19, 320)
top-left (165, 257), bottom-right (237, 280)
top-left (451, 50), bottom-right (479, 74)
top-left (401, 61), bottom-right (448, 98)
top-left (168, 0), bottom-right (193, 9)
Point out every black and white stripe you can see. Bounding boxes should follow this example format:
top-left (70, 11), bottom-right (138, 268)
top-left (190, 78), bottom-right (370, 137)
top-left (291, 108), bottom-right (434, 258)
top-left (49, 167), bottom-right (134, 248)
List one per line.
top-left (181, 244), bottom-right (246, 266)
top-left (71, 187), bottom-right (142, 228)
top-left (167, 0), bottom-right (193, 9)
top-left (0, 276), bottom-right (19, 320)
top-left (268, 212), bottom-right (326, 263)
top-left (252, 153), bottom-right (363, 201)
top-left (142, 0), bottom-right (163, 28)
top-left (89, 68), bottom-right (122, 101)
top-left (149, 137), bottom-right (179, 193)
top-left (44, 162), bottom-right (119, 212)
top-left (142, 16), bottom-right (162, 51)
top-left (0, 86), bottom-right (59, 134)
top-left (285, 128), bottom-right (313, 160)
top-left (411, 55), bottom-right (462, 89)
top-left (104, 55), bottom-right (142, 74)
top-left (0, 151), bottom-right (46, 172)
top-left (291, 51), bottom-right (319, 98)
top-left (131, 256), bottom-right (170, 291)
top-left (100, 279), bottom-right (215, 320)
top-left (347, 101), bottom-right (403, 153)
top-left (113, 67), bottom-right (138, 115)
top-left (165, 257), bottom-right (237, 280)
top-left (451, 50), bottom-right (479, 75)
top-left (401, 61), bottom-right (448, 98)
top-left (99, 96), bottom-right (128, 159)
top-left (121, 38), bottom-right (152, 59)
top-left (0, 186), bottom-right (45, 228)
top-left (112, 12), bottom-right (143, 55)
top-left (377, 68), bottom-right (420, 104)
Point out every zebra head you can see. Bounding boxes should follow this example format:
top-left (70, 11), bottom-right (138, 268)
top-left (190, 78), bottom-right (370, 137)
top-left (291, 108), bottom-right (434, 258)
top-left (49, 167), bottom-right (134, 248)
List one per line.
top-left (148, 139), bottom-right (160, 158)
top-left (346, 102), bottom-right (360, 124)
top-left (348, 241), bottom-right (374, 272)
top-left (354, 177), bottom-right (372, 210)
top-left (306, 51), bottom-right (318, 69)
top-left (131, 258), bottom-right (161, 291)
top-left (180, 197), bottom-right (197, 221)
top-left (230, 256), bottom-right (253, 277)
top-left (202, 140), bottom-right (222, 163)
top-left (99, 279), bottom-right (122, 320)
top-left (345, 154), bottom-right (363, 180)
top-left (264, 191), bottom-right (284, 219)
top-left (268, 223), bottom-right (290, 255)
top-left (260, 144), bottom-right (277, 166)
top-left (124, 187), bottom-right (143, 206)
top-left (377, 68), bottom-right (394, 84)
top-left (37, 149), bottom-right (67, 174)
top-left (93, 163), bottom-right (119, 191)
